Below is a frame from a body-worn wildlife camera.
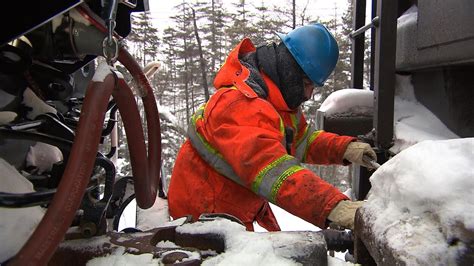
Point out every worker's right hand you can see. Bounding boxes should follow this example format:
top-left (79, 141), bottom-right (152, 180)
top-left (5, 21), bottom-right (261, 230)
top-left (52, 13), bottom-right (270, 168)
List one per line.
top-left (327, 200), bottom-right (364, 230)
top-left (343, 141), bottom-right (377, 168)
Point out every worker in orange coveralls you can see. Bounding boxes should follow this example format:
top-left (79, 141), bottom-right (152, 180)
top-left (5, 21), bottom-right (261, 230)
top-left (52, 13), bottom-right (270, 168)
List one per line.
top-left (168, 24), bottom-right (377, 231)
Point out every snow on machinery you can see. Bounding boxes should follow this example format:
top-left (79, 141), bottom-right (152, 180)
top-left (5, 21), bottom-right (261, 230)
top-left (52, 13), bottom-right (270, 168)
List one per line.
top-left (315, 0), bottom-right (474, 264)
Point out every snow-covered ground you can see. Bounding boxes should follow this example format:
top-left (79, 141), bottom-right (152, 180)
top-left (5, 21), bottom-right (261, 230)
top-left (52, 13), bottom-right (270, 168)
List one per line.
top-left (1, 73), bottom-right (471, 265)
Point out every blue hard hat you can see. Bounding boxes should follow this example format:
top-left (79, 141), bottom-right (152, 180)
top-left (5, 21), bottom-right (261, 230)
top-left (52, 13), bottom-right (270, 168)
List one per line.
top-left (277, 24), bottom-right (339, 87)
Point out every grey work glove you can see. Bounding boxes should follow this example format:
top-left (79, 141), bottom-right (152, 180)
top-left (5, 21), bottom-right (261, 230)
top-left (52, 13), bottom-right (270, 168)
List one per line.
top-left (327, 200), bottom-right (364, 230)
top-left (343, 141), bottom-right (377, 168)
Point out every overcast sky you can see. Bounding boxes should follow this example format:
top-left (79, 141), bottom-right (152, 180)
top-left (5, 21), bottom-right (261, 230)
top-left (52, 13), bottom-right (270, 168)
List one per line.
top-left (148, 0), bottom-right (351, 29)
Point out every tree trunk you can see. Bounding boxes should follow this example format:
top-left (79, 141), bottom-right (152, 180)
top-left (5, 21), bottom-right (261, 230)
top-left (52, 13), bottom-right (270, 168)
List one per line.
top-left (191, 7), bottom-right (210, 101)
top-left (292, 0), bottom-right (296, 29)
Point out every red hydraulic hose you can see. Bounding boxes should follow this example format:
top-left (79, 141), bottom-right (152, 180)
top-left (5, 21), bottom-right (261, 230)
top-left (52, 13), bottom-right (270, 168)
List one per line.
top-left (9, 74), bottom-right (116, 266)
top-left (79, 3), bottom-right (162, 207)
top-left (118, 47), bottom-right (162, 209)
top-left (113, 77), bottom-right (161, 208)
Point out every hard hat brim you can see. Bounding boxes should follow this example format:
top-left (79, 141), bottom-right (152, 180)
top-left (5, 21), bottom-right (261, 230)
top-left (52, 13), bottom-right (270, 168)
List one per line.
top-left (275, 31), bottom-right (286, 40)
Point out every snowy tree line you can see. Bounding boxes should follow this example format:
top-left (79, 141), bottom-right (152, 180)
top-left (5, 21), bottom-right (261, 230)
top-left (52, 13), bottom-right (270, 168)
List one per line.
top-left (115, 0), bottom-right (371, 191)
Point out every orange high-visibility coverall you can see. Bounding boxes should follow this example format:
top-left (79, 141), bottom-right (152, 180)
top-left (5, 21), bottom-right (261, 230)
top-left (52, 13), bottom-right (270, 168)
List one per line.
top-left (168, 38), bottom-right (354, 231)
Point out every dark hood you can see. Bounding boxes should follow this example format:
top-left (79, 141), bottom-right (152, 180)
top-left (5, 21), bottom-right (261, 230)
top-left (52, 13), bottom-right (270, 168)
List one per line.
top-left (256, 42), bottom-right (306, 109)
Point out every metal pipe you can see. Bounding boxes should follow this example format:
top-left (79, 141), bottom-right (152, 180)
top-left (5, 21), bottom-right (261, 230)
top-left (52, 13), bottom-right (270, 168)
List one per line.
top-left (373, 0), bottom-right (397, 149)
top-left (350, 0), bottom-right (367, 89)
top-left (0, 185), bottom-right (99, 208)
top-left (349, 16), bottom-right (379, 38)
top-left (101, 104), bottom-right (118, 136)
top-left (0, 190), bottom-right (56, 208)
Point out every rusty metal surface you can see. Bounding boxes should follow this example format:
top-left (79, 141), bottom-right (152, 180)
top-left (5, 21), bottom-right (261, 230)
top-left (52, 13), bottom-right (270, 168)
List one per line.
top-left (354, 208), bottom-right (407, 265)
top-left (50, 216), bottom-right (332, 265)
top-left (51, 227), bottom-right (202, 265)
top-left (355, 207), bottom-right (474, 265)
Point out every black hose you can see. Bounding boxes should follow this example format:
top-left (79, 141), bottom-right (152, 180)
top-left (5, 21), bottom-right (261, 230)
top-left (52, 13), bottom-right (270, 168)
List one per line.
top-left (319, 229), bottom-right (354, 252)
top-left (101, 103), bottom-right (118, 137)
top-left (105, 146), bottom-right (117, 159)
top-left (0, 185), bottom-right (97, 208)
top-left (95, 155), bottom-right (116, 203)
top-left (0, 190), bottom-right (56, 208)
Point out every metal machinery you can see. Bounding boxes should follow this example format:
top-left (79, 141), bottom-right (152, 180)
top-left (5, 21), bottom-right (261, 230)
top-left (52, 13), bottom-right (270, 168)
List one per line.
top-left (0, 0), bottom-right (163, 264)
top-left (318, 0), bottom-right (474, 264)
top-left (0, 1), bottom-right (356, 265)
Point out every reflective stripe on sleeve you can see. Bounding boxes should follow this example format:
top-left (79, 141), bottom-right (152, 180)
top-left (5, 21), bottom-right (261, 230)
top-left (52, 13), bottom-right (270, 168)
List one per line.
top-left (251, 154), bottom-right (304, 203)
top-left (295, 127), bottom-right (322, 162)
top-left (270, 165), bottom-right (304, 203)
top-left (295, 125), bottom-right (309, 160)
top-left (289, 109), bottom-right (303, 136)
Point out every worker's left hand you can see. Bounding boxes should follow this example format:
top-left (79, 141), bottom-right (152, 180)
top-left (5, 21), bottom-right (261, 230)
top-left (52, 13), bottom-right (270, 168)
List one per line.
top-left (343, 141), bottom-right (377, 168)
top-left (327, 200), bottom-right (364, 230)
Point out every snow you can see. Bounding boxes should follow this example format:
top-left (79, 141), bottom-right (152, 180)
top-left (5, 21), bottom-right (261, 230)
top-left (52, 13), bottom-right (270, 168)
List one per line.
top-left (26, 142), bottom-right (63, 174)
top-left (86, 247), bottom-right (160, 265)
top-left (391, 75), bottom-right (459, 153)
top-left (316, 75), bottom-right (470, 264)
top-left (0, 111), bottom-right (17, 125)
top-left (158, 105), bottom-right (179, 127)
top-left (266, 204), bottom-right (320, 232)
top-left (364, 138), bottom-right (473, 264)
top-left (92, 61), bottom-right (114, 82)
top-left (0, 158), bottom-right (45, 262)
top-left (317, 75), bottom-right (459, 154)
top-left (117, 199), bottom-right (137, 232)
top-left (397, 4), bottom-right (418, 28)
top-left (136, 197), bottom-right (170, 231)
top-left (22, 87), bottom-right (57, 119)
top-left (176, 218), bottom-right (312, 265)
top-left (318, 88), bottom-right (373, 117)
top-left (155, 240), bottom-right (180, 248)
top-left (92, 62), bottom-right (124, 82)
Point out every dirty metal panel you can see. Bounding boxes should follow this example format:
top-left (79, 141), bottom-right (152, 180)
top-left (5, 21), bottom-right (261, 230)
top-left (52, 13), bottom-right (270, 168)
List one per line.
top-left (417, 0), bottom-right (474, 49)
top-left (323, 116), bottom-right (373, 138)
top-left (412, 66), bottom-right (474, 137)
